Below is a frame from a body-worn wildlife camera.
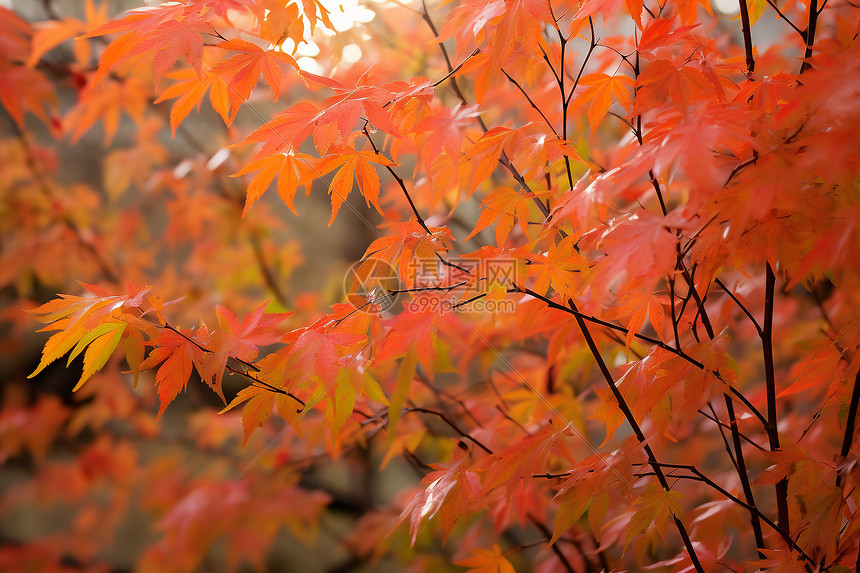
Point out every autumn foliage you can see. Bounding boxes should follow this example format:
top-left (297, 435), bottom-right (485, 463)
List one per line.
top-left (2, 0), bottom-right (860, 570)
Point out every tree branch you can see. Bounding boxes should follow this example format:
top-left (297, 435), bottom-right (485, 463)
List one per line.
top-left (567, 298), bottom-right (705, 572)
top-left (762, 263), bottom-right (790, 534)
top-left (837, 368), bottom-right (860, 488)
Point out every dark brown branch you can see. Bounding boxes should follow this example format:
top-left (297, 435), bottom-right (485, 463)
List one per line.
top-left (515, 285), bottom-right (738, 376)
top-left (527, 513), bottom-right (576, 573)
top-left (837, 369), bottom-right (860, 488)
top-left (362, 126), bottom-right (431, 234)
top-left (501, 68), bottom-right (559, 137)
top-left (715, 278), bottom-right (763, 335)
top-left (332, 281), bottom-right (469, 328)
top-left (800, 0), bottom-right (819, 73)
top-left (725, 396), bottom-right (767, 557)
top-left (432, 48), bottom-right (479, 88)
top-left (225, 366), bottom-right (306, 409)
top-left (644, 463), bottom-right (815, 567)
top-left (403, 408), bottom-right (493, 454)
top-left (765, 0), bottom-right (807, 39)
top-left (515, 284), bottom-right (767, 427)
top-left (698, 409), bottom-right (767, 451)
top-left (567, 298), bottom-right (704, 572)
top-left (568, 299), bottom-right (704, 573)
top-left (738, 0), bottom-right (757, 74)
top-left (762, 263), bottom-right (790, 534)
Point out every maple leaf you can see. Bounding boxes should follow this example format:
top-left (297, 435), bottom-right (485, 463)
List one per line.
top-left (297, 75), bottom-right (432, 153)
top-left (0, 6), bottom-right (31, 62)
top-left (526, 235), bottom-right (583, 300)
top-left (361, 221), bottom-right (455, 287)
top-left (612, 348), bottom-right (692, 439)
top-left (239, 101), bottom-right (321, 156)
top-left (634, 60), bottom-right (714, 115)
top-left (569, 0), bottom-right (624, 33)
top-left (26, 284), bottom-right (151, 384)
top-left (396, 451), bottom-right (483, 544)
top-left (211, 40), bottom-right (297, 113)
top-left (220, 385), bottom-right (276, 446)
top-left (323, 360), bottom-right (386, 446)
top-left (256, 0), bottom-right (333, 46)
top-left (27, 0), bottom-right (107, 68)
top-left (604, 287), bottom-right (670, 350)
top-left (453, 544), bottom-right (516, 573)
top-left (219, 349), bottom-right (306, 444)
top-left (464, 127), bottom-right (516, 194)
top-left (0, 62), bottom-right (57, 131)
top-left (387, 345), bottom-right (418, 441)
top-left (155, 68), bottom-right (233, 134)
top-left (643, 107), bottom-right (750, 192)
top-left (750, 548), bottom-right (814, 572)
top-left (459, 245), bottom-right (531, 296)
top-left (779, 338), bottom-right (845, 398)
top-left (489, 0), bottom-right (554, 67)
top-left (571, 73), bottom-right (634, 128)
top-left (551, 458), bottom-right (612, 544)
top-left (483, 424), bottom-right (575, 495)
top-left (239, 76), bottom-right (431, 157)
top-left (195, 303), bottom-right (292, 403)
top-left (467, 187), bottom-right (548, 246)
top-left (63, 75), bottom-right (150, 144)
top-left (281, 328), bottom-right (365, 389)
top-left (625, 485), bottom-right (684, 548)
top-left (589, 211), bottom-right (681, 294)
top-left (788, 203), bottom-right (860, 288)
top-left (672, 0), bottom-right (714, 25)
top-left (588, 385), bottom-right (626, 447)
top-left (139, 327), bottom-right (207, 418)
top-left (84, 2), bottom-right (216, 85)
top-left (232, 151), bottom-right (318, 217)
top-left (637, 19), bottom-right (700, 53)
top-left (314, 146), bottom-right (394, 225)
top-left (411, 103), bottom-right (480, 173)
top-left (376, 305), bottom-right (460, 376)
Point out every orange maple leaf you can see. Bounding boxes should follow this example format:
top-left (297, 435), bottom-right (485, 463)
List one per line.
top-left (84, 2), bottom-right (215, 85)
top-left (232, 151), bottom-right (319, 217)
top-left (453, 544), bottom-right (516, 573)
top-left (211, 39), bottom-right (297, 113)
top-left (571, 73), bottom-right (634, 127)
top-left (155, 68), bottom-right (233, 134)
top-left (397, 452), bottom-right (482, 544)
top-left (314, 146), bottom-right (394, 225)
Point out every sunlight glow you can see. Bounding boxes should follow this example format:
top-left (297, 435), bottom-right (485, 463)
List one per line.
top-left (270, 0), bottom-right (374, 69)
top-left (711, 0), bottom-right (741, 15)
top-left (341, 44), bottom-right (363, 63)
